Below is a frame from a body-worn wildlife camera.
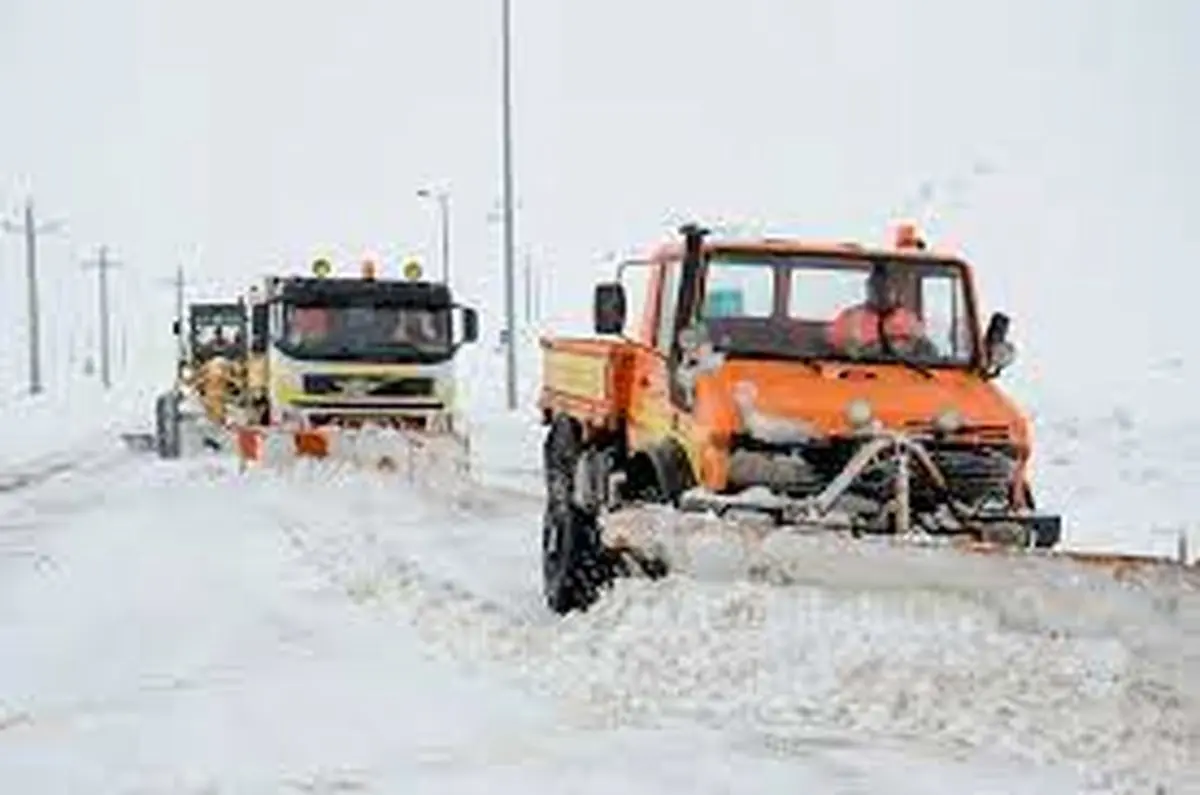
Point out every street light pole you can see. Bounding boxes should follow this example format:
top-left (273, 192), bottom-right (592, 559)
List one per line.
top-left (499, 0), bottom-right (518, 410)
top-left (417, 187), bottom-right (451, 285)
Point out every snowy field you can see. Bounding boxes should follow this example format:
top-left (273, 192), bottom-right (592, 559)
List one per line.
top-left (0, 363), bottom-right (1197, 793)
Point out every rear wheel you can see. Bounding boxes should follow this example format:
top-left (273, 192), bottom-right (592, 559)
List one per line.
top-left (541, 416), bottom-right (616, 614)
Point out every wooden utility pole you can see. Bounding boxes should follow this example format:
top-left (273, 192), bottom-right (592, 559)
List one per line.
top-left (2, 198), bottom-right (64, 395)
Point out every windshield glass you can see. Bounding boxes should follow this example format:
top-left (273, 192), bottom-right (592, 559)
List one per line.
top-left (190, 308), bottom-right (245, 360)
top-left (698, 253), bottom-right (976, 367)
top-left (277, 302), bottom-right (452, 363)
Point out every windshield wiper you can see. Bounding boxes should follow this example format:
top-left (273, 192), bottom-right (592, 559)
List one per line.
top-left (790, 355), bottom-right (823, 374)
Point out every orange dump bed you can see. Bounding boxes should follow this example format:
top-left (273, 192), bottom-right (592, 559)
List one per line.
top-left (538, 336), bottom-right (635, 431)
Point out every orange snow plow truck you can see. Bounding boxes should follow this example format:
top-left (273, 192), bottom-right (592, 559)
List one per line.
top-left (536, 221), bottom-right (1064, 613)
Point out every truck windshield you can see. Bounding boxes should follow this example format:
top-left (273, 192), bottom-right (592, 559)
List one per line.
top-left (190, 308), bottom-right (246, 361)
top-left (698, 253), bottom-right (976, 367)
top-left (277, 302), bottom-right (452, 363)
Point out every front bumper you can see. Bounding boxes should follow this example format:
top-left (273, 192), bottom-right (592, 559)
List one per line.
top-left (279, 399), bottom-right (455, 432)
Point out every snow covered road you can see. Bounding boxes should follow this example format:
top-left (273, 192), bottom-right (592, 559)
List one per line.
top-left (1, 438), bottom-right (1195, 793)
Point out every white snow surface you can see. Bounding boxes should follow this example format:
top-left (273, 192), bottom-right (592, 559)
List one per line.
top-left (0, 381), bottom-right (158, 479)
top-left (1, 373), bottom-right (1198, 792)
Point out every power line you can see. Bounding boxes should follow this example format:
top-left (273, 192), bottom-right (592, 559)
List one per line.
top-left (81, 245), bottom-right (123, 390)
top-left (1, 197), bottom-right (65, 395)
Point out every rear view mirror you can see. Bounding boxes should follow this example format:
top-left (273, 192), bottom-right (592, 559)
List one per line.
top-left (984, 312), bottom-right (1010, 349)
top-left (593, 282), bottom-right (626, 335)
top-left (983, 311), bottom-right (1016, 377)
top-left (460, 307), bottom-right (479, 344)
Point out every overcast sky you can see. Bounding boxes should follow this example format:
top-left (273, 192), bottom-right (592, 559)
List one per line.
top-left (1, 0), bottom-right (1195, 408)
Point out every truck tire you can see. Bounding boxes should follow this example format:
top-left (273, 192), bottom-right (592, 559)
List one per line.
top-left (541, 416), bottom-right (614, 614)
top-left (154, 392), bottom-right (182, 459)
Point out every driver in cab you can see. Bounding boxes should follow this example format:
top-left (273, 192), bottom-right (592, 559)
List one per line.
top-left (828, 265), bottom-right (927, 357)
top-left (390, 310), bottom-right (438, 346)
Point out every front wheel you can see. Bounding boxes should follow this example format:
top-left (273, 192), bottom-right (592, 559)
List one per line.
top-left (1022, 481), bottom-right (1062, 549)
top-left (541, 416), bottom-right (615, 614)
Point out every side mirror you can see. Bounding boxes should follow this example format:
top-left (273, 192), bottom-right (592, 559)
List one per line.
top-left (460, 307), bottom-right (479, 344)
top-left (172, 319), bottom-right (181, 336)
top-left (984, 311), bottom-right (1010, 349)
top-left (983, 311), bottom-right (1016, 376)
top-left (593, 282), bottom-right (626, 335)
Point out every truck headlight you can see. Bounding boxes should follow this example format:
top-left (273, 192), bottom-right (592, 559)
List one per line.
top-left (845, 398), bottom-right (873, 428)
top-left (933, 406), bottom-right (964, 433)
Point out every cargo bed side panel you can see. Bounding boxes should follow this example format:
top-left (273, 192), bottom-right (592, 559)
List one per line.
top-left (538, 337), bottom-right (633, 430)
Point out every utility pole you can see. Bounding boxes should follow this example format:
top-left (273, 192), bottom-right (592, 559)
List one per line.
top-left (417, 187), bottom-right (451, 286)
top-left (1, 198), bottom-right (65, 395)
top-left (152, 264), bottom-right (190, 382)
top-left (499, 0), bottom-right (518, 410)
top-left (81, 245), bottom-right (122, 390)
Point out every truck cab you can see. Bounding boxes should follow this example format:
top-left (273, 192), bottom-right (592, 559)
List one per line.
top-left (581, 222), bottom-right (1030, 509)
top-left (245, 258), bottom-right (480, 432)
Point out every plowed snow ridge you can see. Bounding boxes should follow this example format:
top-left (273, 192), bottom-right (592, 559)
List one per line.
top-left (248, 457), bottom-right (1198, 795)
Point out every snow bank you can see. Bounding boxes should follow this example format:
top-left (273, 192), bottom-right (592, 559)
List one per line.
top-left (1035, 408), bottom-right (1200, 563)
top-left (0, 452), bottom-right (1091, 794)
top-left (2, 381), bottom-right (159, 475)
top-left (256, 462), bottom-right (1196, 795)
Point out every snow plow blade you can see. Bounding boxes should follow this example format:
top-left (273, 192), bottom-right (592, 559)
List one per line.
top-left (232, 425), bottom-right (471, 478)
top-left (597, 506), bottom-right (1193, 593)
top-left (588, 429), bottom-right (1187, 597)
top-left (596, 507), bottom-right (1197, 603)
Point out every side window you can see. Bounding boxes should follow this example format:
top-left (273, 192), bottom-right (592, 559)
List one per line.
top-left (920, 275), bottom-right (971, 362)
top-left (701, 263), bottom-right (773, 318)
top-left (656, 262), bottom-right (680, 355)
top-left (788, 268), bottom-right (867, 321)
top-left (618, 262), bottom-right (653, 345)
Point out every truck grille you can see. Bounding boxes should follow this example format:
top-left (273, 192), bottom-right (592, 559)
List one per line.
top-left (302, 374), bottom-right (435, 398)
top-left (729, 436), bottom-right (1018, 508)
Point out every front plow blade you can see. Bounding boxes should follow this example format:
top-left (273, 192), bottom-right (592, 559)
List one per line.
top-left (233, 425), bottom-right (471, 481)
top-left (599, 504), bottom-right (1195, 592)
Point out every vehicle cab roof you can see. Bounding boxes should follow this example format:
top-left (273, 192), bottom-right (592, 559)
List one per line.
top-left (640, 228), bottom-right (968, 268)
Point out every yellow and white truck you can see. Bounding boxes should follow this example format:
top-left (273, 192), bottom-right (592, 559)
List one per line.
top-left (237, 258), bottom-right (480, 463)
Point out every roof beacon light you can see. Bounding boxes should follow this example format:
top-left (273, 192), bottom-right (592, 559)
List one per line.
top-left (361, 259), bottom-right (378, 280)
top-left (893, 222), bottom-right (926, 250)
top-left (312, 258), bottom-right (333, 278)
top-left (402, 258), bottom-right (423, 280)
